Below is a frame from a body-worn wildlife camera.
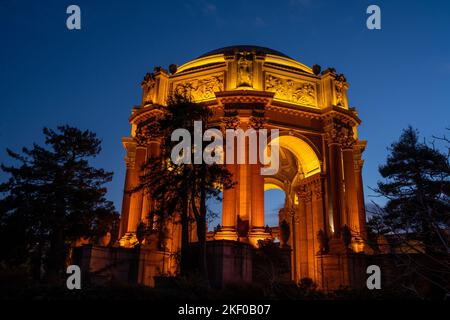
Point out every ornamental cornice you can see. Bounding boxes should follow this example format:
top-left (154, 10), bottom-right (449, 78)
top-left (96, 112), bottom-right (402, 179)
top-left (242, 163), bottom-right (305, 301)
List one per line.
top-left (321, 106), bottom-right (360, 126)
top-left (129, 105), bottom-right (166, 125)
top-left (215, 90), bottom-right (274, 106)
top-left (267, 102), bottom-right (322, 120)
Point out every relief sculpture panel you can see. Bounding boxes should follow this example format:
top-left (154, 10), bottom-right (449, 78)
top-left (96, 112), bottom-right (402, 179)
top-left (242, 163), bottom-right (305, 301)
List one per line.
top-left (265, 74), bottom-right (317, 107)
top-left (174, 74), bottom-right (224, 101)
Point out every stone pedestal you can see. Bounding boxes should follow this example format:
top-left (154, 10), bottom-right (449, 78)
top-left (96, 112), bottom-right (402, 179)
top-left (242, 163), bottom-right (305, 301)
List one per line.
top-left (189, 240), bottom-right (254, 289)
top-left (215, 227), bottom-right (238, 241)
top-left (317, 252), bottom-right (367, 291)
top-left (248, 228), bottom-right (271, 247)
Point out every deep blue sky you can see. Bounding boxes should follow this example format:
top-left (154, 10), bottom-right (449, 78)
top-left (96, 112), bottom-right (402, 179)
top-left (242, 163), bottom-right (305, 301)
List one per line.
top-left (1, 1), bottom-right (449, 227)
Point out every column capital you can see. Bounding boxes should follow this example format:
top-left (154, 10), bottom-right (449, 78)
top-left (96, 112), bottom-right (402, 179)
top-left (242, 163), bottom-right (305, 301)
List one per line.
top-left (249, 110), bottom-right (266, 130)
top-left (323, 117), bottom-right (355, 148)
top-left (353, 140), bottom-right (367, 171)
top-left (298, 174), bottom-right (324, 201)
top-left (312, 182), bottom-right (323, 200)
top-left (296, 185), bottom-right (312, 204)
top-left (287, 208), bottom-right (300, 224)
top-left (354, 159), bottom-right (364, 171)
top-left (220, 111), bottom-right (241, 131)
top-left (122, 137), bottom-right (137, 169)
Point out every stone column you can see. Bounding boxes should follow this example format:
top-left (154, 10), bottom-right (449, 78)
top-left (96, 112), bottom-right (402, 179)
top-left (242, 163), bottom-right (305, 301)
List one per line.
top-left (250, 136), bottom-right (265, 229)
top-left (248, 115), bottom-right (269, 246)
top-left (290, 209), bottom-right (301, 282)
top-left (312, 175), bottom-right (327, 237)
top-left (221, 162), bottom-right (237, 227)
top-left (140, 141), bottom-right (160, 224)
top-left (297, 185), bottom-right (312, 279)
top-left (305, 186), bottom-right (315, 280)
top-left (217, 144), bottom-right (238, 240)
top-left (237, 121), bottom-right (251, 224)
top-left (119, 138), bottom-right (136, 239)
top-left (217, 115), bottom-right (239, 240)
top-left (127, 146), bottom-right (147, 232)
top-left (342, 144), bottom-right (359, 234)
top-left (119, 138), bottom-right (147, 246)
top-left (354, 141), bottom-right (368, 241)
top-left (324, 121), bottom-right (345, 236)
top-left (310, 176), bottom-right (325, 283)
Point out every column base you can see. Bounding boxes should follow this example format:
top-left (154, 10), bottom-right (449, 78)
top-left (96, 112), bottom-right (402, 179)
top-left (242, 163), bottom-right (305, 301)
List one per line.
top-left (214, 227), bottom-right (238, 241)
top-left (248, 228), bottom-right (271, 247)
top-left (328, 237), bottom-right (348, 254)
top-left (118, 232), bottom-right (138, 248)
top-left (351, 236), bottom-right (366, 253)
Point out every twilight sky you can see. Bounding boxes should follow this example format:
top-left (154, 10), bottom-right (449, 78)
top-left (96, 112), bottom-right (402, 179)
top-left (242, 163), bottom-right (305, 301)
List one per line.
top-left (1, 0), bottom-right (449, 227)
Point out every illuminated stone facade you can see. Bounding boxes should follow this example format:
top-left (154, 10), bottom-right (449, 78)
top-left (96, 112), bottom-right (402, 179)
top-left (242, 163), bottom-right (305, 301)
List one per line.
top-left (119, 46), bottom-right (368, 289)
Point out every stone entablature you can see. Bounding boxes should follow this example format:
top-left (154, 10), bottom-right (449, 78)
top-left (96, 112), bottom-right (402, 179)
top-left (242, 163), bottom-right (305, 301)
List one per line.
top-left (140, 47), bottom-right (350, 110)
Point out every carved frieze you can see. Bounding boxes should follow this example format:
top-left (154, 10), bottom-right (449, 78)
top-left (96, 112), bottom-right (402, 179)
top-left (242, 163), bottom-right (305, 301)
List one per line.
top-left (174, 75), bottom-right (224, 101)
top-left (265, 74), bottom-right (316, 106)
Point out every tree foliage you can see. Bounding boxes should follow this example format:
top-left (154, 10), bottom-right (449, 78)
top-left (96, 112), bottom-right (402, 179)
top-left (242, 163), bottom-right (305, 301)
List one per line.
top-left (0, 125), bottom-right (119, 279)
top-left (133, 93), bottom-right (234, 278)
top-left (370, 126), bottom-right (450, 298)
top-left (375, 126), bottom-right (450, 252)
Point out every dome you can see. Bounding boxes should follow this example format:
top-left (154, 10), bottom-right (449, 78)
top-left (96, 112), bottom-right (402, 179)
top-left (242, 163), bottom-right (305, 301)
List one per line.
top-left (197, 45), bottom-right (291, 59)
top-left (176, 45), bottom-right (312, 75)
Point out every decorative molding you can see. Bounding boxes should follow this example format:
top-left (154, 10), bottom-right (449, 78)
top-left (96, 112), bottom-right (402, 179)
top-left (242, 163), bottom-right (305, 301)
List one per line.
top-left (265, 104), bottom-right (322, 120)
top-left (215, 90), bottom-right (274, 105)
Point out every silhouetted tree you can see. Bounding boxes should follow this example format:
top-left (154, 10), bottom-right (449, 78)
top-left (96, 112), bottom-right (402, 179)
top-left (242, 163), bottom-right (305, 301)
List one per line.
top-left (133, 93), bottom-right (234, 280)
top-left (0, 126), bottom-right (119, 281)
top-left (373, 126), bottom-right (450, 298)
top-left (376, 127), bottom-right (449, 253)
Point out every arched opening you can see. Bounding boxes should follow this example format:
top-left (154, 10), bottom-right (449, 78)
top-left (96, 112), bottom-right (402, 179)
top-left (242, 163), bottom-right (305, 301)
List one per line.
top-left (266, 134), bottom-right (321, 179)
top-left (212, 134), bottom-right (322, 233)
top-left (264, 188), bottom-right (285, 227)
top-left (260, 133), bottom-right (323, 234)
